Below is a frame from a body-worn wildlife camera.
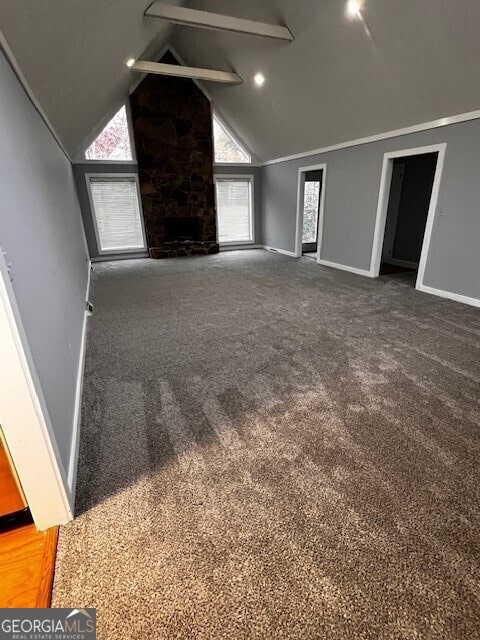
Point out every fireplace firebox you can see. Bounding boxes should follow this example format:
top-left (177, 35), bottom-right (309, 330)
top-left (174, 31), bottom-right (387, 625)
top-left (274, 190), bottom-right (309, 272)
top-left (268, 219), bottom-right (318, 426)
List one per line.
top-left (164, 216), bottom-right (201, 242)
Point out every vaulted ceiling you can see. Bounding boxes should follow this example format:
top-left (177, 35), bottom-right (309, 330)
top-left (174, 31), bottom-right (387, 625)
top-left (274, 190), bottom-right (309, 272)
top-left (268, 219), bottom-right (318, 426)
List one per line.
top-left (0, 0), bottom-right (183, 158)
top-left (1, 0), bottom-right (480, 162)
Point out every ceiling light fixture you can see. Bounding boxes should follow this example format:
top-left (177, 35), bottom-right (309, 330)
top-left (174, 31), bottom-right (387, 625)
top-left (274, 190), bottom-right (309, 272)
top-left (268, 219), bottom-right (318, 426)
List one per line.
top-left (346, 0), bottom-right (362, 18)
top-left (126, 58), bottom-right (136, 68)
top-left (254, 72), bottom-right (265, 87)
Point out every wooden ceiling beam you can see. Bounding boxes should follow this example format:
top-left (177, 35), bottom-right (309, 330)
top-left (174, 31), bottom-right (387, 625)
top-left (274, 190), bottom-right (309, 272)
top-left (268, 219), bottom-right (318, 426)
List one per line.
top-left (145, 3), bottom-right (293, 42)
top-left (130, 60), bottom-right (242, 84)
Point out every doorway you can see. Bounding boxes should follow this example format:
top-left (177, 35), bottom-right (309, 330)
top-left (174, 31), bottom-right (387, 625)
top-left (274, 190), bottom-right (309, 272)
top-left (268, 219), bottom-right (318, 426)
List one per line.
top-left (295, 164), bottom-right (327, 259)
top-left (370, 144), bottom-right (446, 288)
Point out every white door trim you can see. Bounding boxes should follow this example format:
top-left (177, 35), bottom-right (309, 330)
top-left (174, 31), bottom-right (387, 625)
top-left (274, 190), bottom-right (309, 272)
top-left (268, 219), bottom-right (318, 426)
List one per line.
top-left (0, 249), bottom-right (72, 530)
top-left (294, 163), bottom-right (327, 259)
top-left (369, 143), bottom-right (447, 291)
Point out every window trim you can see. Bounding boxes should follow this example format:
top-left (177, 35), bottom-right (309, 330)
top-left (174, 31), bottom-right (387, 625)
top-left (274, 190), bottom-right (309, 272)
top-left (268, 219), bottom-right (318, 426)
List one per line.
top-left (214, 174), bottom-right (255, 246)
top-left (295, 163), bottom-right (327, 259)
top-left (84, 173), bottom-right (147, 255)
top-left (212, 112), bottom-right (252, 165)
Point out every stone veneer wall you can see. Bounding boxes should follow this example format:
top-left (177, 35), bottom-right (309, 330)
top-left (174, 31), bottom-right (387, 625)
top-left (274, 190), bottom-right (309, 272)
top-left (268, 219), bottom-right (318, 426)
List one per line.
top-left (129, 53), bottom-right (219, 258)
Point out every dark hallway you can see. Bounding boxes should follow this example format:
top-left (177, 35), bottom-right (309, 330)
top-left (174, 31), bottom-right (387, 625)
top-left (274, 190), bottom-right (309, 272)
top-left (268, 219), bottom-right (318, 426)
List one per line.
top-left (380, 152), bottom-right (438, 278)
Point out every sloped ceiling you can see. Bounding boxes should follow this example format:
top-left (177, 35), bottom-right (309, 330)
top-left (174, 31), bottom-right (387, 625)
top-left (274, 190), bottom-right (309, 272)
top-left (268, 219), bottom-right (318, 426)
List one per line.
top-left (0, 0), bottom-right (183, 159)
top-left (171, 0), bottom-right (480, 162)
top-left (1, 0), bottom-right (480, 162)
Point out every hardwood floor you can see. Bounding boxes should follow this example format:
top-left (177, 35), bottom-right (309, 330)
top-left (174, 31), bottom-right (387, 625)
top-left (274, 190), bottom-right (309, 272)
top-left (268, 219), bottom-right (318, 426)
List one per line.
top-left (0, 524), bottom-right (58, 607)
top-left (0, 435), bottom-right (27, 516)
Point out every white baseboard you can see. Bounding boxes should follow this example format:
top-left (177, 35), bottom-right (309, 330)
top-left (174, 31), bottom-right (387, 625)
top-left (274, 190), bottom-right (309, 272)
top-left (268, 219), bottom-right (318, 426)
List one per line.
top-left (220, 244), bottom-right (262, 251)
top-left (317, 258), bottom-right (372, 277)
top-left (91, 252), bottom-right (148, 263)
top-left (262, 245), bottom-right (298, 258)
top-left (416, 283), bottom-right (480, 308)
top-left (67, 260), bottom-right (91, 502)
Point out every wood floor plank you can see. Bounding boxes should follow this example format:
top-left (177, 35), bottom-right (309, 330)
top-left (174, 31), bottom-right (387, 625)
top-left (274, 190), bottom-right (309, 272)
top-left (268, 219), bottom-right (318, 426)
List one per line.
top-left (0, 436), bottom-right (26, 516)
top-left (0, 524), bottom-right (58, 607)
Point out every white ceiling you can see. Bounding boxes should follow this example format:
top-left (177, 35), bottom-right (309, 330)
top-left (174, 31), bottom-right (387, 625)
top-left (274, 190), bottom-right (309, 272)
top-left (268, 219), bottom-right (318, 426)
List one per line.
top-left (1, 0), bottom-right (480, 162)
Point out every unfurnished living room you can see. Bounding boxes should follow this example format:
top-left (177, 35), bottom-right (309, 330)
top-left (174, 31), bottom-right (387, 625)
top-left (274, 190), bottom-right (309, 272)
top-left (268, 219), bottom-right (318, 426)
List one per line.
top-left (0, 1), bottom-right (479, 638)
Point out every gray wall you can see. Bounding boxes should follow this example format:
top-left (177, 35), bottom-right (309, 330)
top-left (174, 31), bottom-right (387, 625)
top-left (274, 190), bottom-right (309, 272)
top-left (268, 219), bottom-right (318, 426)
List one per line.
top-left (262, 119), bottom-right (480, 301)
top-left (0, 50), bottom-right (89, 474)
top-left (74, 163), bottom-right (262, 259)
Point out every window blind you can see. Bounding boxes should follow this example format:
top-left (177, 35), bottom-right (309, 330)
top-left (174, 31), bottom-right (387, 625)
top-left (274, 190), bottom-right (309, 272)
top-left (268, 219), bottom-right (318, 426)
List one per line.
top-left (89, 177), bottom-right (145, 252)
top-left (215, 178), bottom-right (253, 243)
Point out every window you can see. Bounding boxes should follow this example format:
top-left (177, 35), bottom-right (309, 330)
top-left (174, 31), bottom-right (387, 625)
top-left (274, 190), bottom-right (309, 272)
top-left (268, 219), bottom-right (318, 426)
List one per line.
top-left (215, 176), bottom-right (254, 244)
top-left (213, 115), bottom-right (251, 164)
top-left (302, 181), bottom-right (321, 244)
top-left (86, 175), bottom-right (146, 253)
top-left (85, 106), bottom-right (133, 161)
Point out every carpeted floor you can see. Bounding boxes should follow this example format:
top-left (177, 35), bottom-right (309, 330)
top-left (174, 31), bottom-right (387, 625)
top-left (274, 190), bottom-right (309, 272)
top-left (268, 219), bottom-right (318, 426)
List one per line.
top-left (53, 250), bottom-right (480, 639)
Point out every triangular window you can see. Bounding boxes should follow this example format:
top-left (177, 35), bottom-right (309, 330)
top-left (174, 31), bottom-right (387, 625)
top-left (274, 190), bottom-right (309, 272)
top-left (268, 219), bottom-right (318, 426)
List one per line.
top-left (85, 106), bottom-right (133, 161)
top-left (213, 114), bottom-right (251, 164)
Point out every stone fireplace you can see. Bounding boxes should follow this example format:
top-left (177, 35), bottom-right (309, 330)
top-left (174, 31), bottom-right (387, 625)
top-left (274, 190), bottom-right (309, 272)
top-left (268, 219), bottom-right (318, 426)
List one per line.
top-left (129, 51), bottom-right (219, 258)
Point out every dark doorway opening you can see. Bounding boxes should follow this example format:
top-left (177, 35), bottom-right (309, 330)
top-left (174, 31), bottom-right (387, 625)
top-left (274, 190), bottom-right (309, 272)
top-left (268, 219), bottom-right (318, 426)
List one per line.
top-left (301, 170), bottom-right (323, 258)
top-left (380, 152), bottom-right (438, 280)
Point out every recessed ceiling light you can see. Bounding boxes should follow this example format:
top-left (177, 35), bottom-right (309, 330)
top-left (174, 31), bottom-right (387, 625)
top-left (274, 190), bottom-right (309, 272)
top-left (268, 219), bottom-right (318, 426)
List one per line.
top-left (126, 58), bottom-right (136, 68)
top-left (346, 0), bottom-right (362, 18)
top-left (254, 72), bottom-right (265, 87)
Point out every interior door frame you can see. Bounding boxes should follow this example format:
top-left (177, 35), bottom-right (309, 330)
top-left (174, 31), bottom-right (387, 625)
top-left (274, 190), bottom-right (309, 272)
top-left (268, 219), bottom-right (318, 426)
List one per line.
top-left (294, 163), bottom-right (327, 259)
top-left (369, 143), bottom-right (447, 290)
top-left (0, 249), bottom-right (72, 530)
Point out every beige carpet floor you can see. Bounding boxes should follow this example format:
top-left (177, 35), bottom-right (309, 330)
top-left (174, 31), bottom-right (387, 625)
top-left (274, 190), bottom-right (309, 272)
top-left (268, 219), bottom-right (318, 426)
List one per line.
top-left (53, 250), bottom-right (480, 639)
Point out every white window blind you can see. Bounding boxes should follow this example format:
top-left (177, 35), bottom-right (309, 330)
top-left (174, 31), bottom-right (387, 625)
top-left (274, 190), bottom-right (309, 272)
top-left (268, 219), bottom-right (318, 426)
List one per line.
top-left (88, 176), bottom-right (145, 252)
top-left (215, 178), bottom-right (253, 244)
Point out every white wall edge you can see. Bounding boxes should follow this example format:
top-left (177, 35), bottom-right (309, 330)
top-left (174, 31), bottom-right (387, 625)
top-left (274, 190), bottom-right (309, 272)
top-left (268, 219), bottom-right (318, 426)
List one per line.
top-left (67, 261), bottom-right (92, 502)
top-left (416, 284), bottom-right (480, 308)
top-left (262, 245), bottom-right (298, 258)
top-left (414, 145), bottom-right (447, 290)
top-left (317, 258), bottom-right (372, 277)
top-left (0, 249), bottom-right (73, 530)
top-left (262, 110), bottom-right (480, 166)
